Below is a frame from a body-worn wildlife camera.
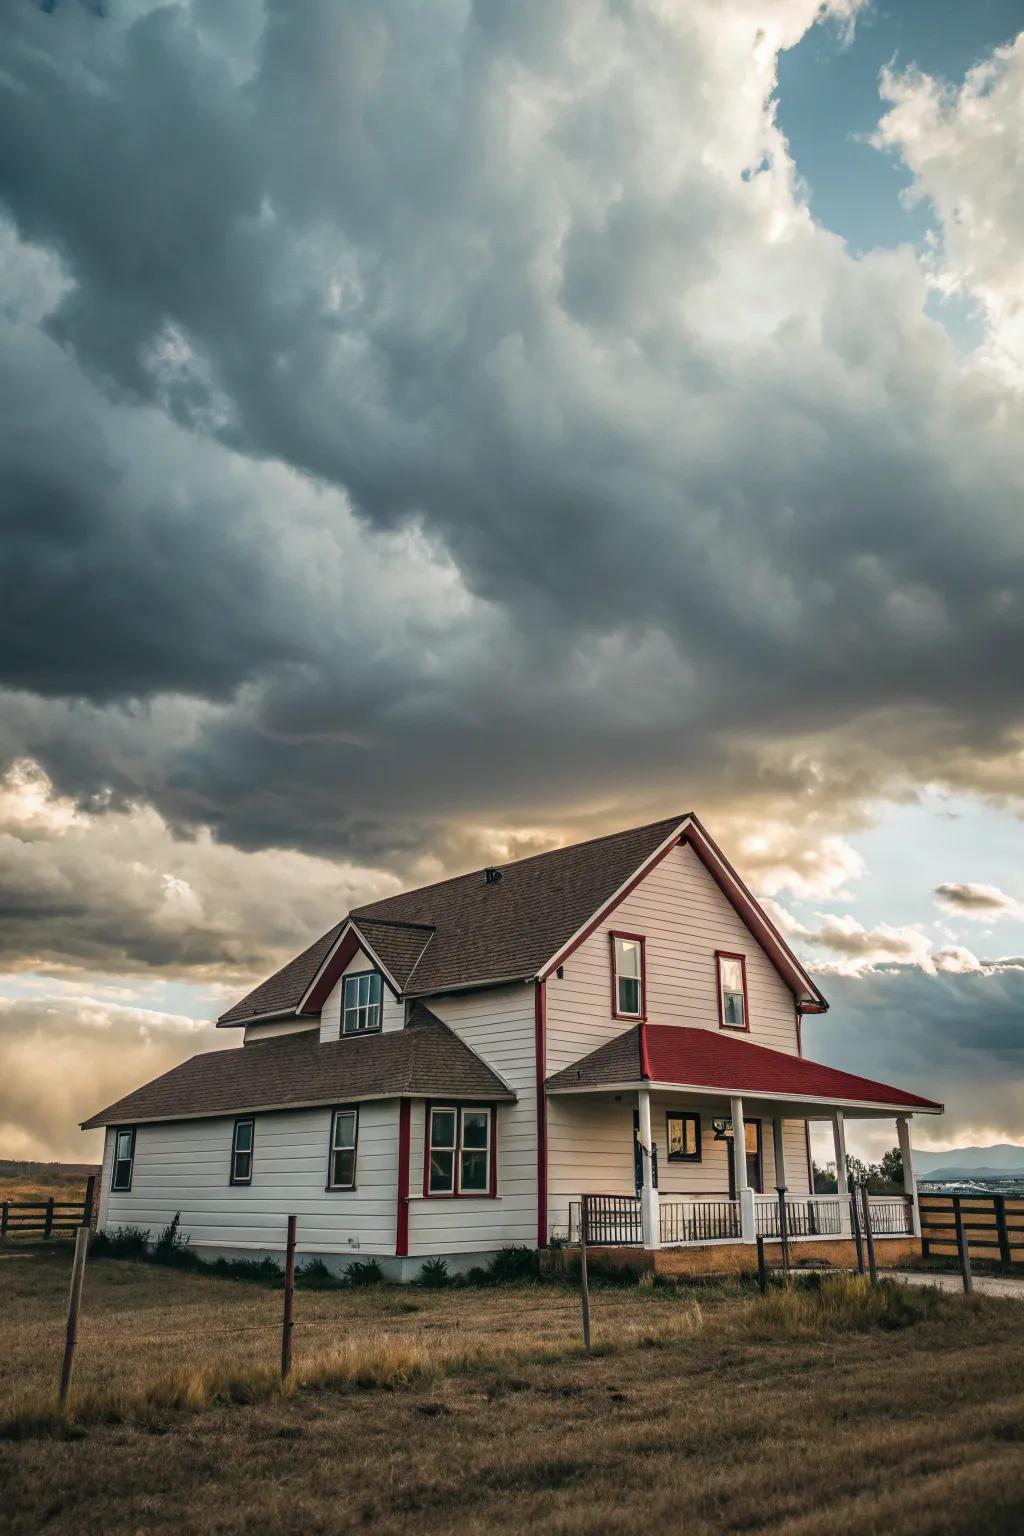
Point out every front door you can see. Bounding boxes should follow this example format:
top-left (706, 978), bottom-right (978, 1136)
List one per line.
top-left (726, 1119), bottom-right (762, 1197)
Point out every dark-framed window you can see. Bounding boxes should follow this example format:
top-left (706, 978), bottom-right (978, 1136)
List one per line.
top-left (327, 1106), bottom-right (359, 1190)
top-left (342, 971), bottom-right (383, 1034)
top-left (230, 1118), bottom-right (255, 1185)
top-left (111, 1126), bottom-right (136, 1192)
top-left (610, 931), bottom-right (646, 1020)
top-left (425, 1104), bottom-right (495, 1197)
top-left (716, 951), bottom-right (749, 1032)
top-left (666, 1111), bottom-right (702, 1162)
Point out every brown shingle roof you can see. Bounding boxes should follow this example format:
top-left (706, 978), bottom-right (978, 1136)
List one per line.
top-left (219, 814), bottom-right (686, 1023)
top-left (81, 1006), bottom-right (515, 1129)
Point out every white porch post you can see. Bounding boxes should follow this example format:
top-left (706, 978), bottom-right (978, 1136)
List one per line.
top-left (831, 1109), bottom-right (849, 1194)
top-left (731, 1096), bottom-right (755, 1243)
top-left (637, 1088), bottom-right (661, 1250)
top-left (772, 1118), bottom-right (787, 1190)
top-left (896, 1115), bottom-right (920, 1237)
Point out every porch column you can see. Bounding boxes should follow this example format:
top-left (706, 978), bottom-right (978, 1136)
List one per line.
top-left (637, 1088), bottom-right (661, 1250)
top-left (896, 1116), bottom-right (921, 1237)
top-left (731, 1096), bottom-right (755, 1243)
top-left (831, 1109), bottom-right (849, 1194)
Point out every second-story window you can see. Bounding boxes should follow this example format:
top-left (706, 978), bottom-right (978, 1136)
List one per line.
top-left (611, 932), bottom-right (645, 1019)
top-left (716, 951), bottom-right (749, 1031)
top-left (342, 971), bottom-right (382, 1034)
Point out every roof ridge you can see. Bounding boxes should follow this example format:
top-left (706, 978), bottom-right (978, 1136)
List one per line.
top-left (352, 813), bottom-right (690, 914)
top-left (354, 916), bottom-right (437, 932)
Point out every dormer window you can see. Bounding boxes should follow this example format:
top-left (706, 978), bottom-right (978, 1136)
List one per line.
top-left (716, 951), bottom-right (748, 1031)
top-left (611, 932), bottom-right (645, 1020)
top-left (342, 971), bottom-right (383, 1034)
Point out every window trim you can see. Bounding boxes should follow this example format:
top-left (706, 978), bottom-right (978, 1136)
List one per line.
top-left (665, 1110), bottom-right (702, 1163)
top-left (229, 1117), bottom-right (255, 1186)
top-left (423, 1102), bottom-right (498, 1199)
top-left (325, 1105), bottom-right (360, 1191)
top-left (716, 950), bottom-right (750, 1033)
top-left (610, 930), bottom-right (647, 1022)
top-left (341, 969), bottom-right (384, 1036)
top-left (110, 1126), bottom-right (136, 1193)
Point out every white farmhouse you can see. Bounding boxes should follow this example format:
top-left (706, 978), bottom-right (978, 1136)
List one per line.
top-left (83, 814), bottom-right (942, 1277)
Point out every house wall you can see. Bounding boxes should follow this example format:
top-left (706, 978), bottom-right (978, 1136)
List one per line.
top-left (545, 839), bottom-right (801, 1074)
top-left (319, 948), bottom-right (404, 1043)
top-left (99, 1101), bottom-right (400, 1257)
top-left (412, 983), bottom-right (537, 1255)
top-left (243, 1019), bottom-right (319, 1044)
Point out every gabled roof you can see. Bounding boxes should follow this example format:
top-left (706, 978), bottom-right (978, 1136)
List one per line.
top-left (545, 1024), bottom-right (942, 1114)
top-left (82, 1005), bottom-right (515, 1129)
top-left (218, 812), bottom-right (827, 1024)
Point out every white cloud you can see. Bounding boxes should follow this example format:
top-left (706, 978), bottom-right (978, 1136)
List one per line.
top-left (934, 880), bottom-right (1024, 921)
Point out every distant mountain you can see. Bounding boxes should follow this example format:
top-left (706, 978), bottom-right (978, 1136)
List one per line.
top-left (914, 1144), bottom-right (1024, 1179)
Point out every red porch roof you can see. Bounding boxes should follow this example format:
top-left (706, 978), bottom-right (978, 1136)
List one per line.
top-left (545, 1024), bottom-right (942, 1113)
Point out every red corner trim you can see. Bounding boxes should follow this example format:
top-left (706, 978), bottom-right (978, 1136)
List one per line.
top-left (395, 1098), bottom-right (411, 1257)
top-left (535, 979), bottom-right (548, 1248)
top-left (639, 1019), bottom-right (652, 1080)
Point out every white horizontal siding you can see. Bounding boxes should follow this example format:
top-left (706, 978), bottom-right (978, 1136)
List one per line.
top-left (545, 840), bottom-right (800, 1074)
top-left (412, 983), bottom-right (537, 1255)
top-left (319, 948), bottom-right (404, 1043)
top-left (100, 1102), bottom-right (400, 1255)
top-left (243, 1019), bottom-right (319, 1045)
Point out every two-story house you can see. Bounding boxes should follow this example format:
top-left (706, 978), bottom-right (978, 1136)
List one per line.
top-left (82, 814), bottom-right (942, 1276)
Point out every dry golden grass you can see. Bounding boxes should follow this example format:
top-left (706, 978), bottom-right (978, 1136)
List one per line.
top-left (0, 1160), bottom-right (98, 1206)
top-left (2, 1247), bottom-right (1023, 1536)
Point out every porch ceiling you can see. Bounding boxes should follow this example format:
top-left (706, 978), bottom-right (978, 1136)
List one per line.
top-left (544, 1024), bottom-right (943, 1116)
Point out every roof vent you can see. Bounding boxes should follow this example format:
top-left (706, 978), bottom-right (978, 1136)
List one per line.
top-left (484, 866), bottom-right (503, 884)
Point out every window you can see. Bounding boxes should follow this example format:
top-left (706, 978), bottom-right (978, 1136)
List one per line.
top-left (342, 971), bottom-right (383, 1034)
top-left (716, 951), bottom-right (748, 1031)
top-left (230, 1118), bottom-right (254, 1185)
top-left (666, 1111), bottom-right (702, 1162)
top-left (111, 1127), bottom-right (135, 1192)
top-left (327, 1108), bottom-right (359, 1189)
top-left (426, 1105), bottom-right (494, 1196)
top-left (611, 932), bottom-right (645, 1019)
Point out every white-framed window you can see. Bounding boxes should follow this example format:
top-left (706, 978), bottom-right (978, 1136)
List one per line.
top-left (427, 1105), bottom-right (493, 1196)
top-left (342, 971), bottom-right (383, 1034)
top-left (716, 951), bottom-right (748, 1030)
top-left (230, 1118), bottom-right (254, 1185)
top-left (611, 932), bottom-right (645, 1019)
top-left (111, 1127), bottom-right (135, 1192)
top-left (328, 1107), bottom-right (359, 1189)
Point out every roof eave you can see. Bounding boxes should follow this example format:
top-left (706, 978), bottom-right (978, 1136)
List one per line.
top-left (544, 1077), bottom-right (942, 1114)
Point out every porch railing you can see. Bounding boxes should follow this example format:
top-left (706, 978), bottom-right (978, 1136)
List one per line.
top-left (865, 1195), bottom-right (913, 1237)
top-left (660, 1199), bottom-right (741, 1244)
top-left (568, 1194), bottom-right (644, 1246)
top-left (755, 1193), bottom-right (848, 1238)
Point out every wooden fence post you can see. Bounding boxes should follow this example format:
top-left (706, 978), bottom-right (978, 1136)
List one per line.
top-left (994, 1196), bottom-right (1011, 1274)
top-left (44, 1196), bottom-right (54, 1240)
top-left (1, 1202), bottom-right (7, 1239)
top-left (59, 1225), bottom-right (90, 1408)
top-left (579, 1196), bottom-right (592, 1351)
top-left (281, 1215), bottom-right (297, 1382)
top-left (850, 1182), bottom-right (865, 1275)
top-left (953, 1196), bottom-right (973, 1295)
top-left (756, 1235), bottom-right (767, 1295)
top-left (83, 1175), bottom-right (96, 1230)
top-left (860, 1185), bottom-right (877, 1285)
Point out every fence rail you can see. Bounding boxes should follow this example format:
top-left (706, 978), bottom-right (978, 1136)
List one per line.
top-left (1, 1179), bottom-right (95, 1239)
top-left (920, 1192), bottom-right (1024, 1270)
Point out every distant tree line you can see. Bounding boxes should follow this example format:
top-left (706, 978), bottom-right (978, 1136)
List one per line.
top-left (812, 1146), bottom-right (904, 1195)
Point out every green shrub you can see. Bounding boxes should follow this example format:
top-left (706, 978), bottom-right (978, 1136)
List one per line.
top-left (345, 1257), bottom-right (384, 1286)
top-left (460, 1265), bottom-right (493, 1288)
top-left (296, 1258), bottom-right (345, 1290)
top-left (209, 1256), bottom-right (283, 1285)
top-left (416, 1257), bottom-right (451, 1289)
top-left (152, 1212), bottom-right (198, 1269)
top-left (487, 1245), bottom-right (540, 1284)
top-left (91, 1224), bottom-right (150, 1260)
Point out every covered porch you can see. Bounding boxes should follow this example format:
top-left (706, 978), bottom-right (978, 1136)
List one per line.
top-left (545, 1023), bottom-right (943, 1256)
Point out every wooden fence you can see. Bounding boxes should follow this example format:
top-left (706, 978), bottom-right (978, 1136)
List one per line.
top-left (919, 1192), bottom-right (1024, 1270)
top-left (1, 1177), bottom-right (96, 1239)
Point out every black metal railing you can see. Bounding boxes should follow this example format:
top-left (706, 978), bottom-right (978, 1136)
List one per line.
top-left (660, 1200), bottom-right (741, 1244)
top-left (756, 1197), bottom-right (845, 1238)
top-left (569, 1194), bottom-right (644, 1246)
top-left (866, 1196), bottom-right (913, 1236)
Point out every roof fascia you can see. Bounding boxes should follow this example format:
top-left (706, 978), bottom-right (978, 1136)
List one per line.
top-left (537, 819), bottom-right (693, 982)
top-left (298, 920), bottom-right (402, 1014)
top-left (543, 1079), bottom-right (942, 1114)
top-left (216, 1008), bottom-right (301, 1030)
top-left (81, 1084), bottom-right (518, 1130)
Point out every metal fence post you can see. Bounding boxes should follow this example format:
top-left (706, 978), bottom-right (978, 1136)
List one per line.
top-left (579, 1195), bottom-right (592, 1351)
top-left (953, 1196), bottom-right (973, 1295)
top-left (281, 1215), bottom-right (297, 1382)
top-left (776, 1186), bottom-right (790, 1275)
top-left (850, 1183), bottom-right (865, 1275)
top-left (756, 1235), bottom-right (767, 1295)
top-left (59, 1225), bottom-right (90, 1408)
top-left (860, 1185), bottom-right (877, 1285)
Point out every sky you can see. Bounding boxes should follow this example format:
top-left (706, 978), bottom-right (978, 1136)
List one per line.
top-left (1, 0), bottom-right (1023, 1166)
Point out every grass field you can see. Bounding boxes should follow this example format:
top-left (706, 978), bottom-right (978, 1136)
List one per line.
top-left (0, 1160), bottom-right (99, 1207)
top-left (2, 1244), bottom-right (1023, 1536)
